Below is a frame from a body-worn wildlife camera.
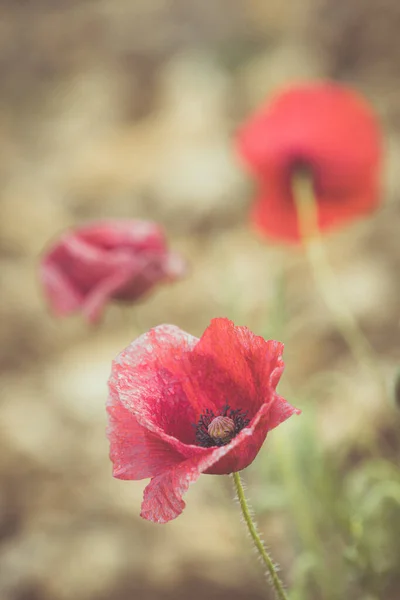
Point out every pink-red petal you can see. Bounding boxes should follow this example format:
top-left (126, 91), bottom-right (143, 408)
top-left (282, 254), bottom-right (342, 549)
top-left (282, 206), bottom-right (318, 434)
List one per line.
top-left (109, 324), bottom-right (205, 445)
top-left (39, 220), bottom-right (186, 322)
top-left (186, 318), bottom-right (285, 418)
top-left (82, 265), bottom-right (141, 323)
top-left (77, 220), bottom-right (166, 252)
top-left (107, 393), bottom-right (185, 480)
top-left (39, 259), bottom-right (84, 316)
top-left (107, 318), bottom-right (300, 522)
top-left (140, 399), bottom-right (298, 523)
top-left (236, 82), bottom-right (382, 242)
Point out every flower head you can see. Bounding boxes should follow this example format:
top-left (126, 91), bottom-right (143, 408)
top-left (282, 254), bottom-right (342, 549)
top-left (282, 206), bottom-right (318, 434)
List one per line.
top-left (39, 220), bottom-right (186, 323)
top-left (236, 82), bottom-right (382, 242)
top-left (107, 317), bottom-right (299, 523)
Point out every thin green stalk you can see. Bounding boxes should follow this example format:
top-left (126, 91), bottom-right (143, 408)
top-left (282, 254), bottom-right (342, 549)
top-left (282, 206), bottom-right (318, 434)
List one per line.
top-left (232, 471), bottom-right (289, 600)
top-left (292, 171), bottom-right (387, 401)
top-left (274, 420), bottom-right (333, 598)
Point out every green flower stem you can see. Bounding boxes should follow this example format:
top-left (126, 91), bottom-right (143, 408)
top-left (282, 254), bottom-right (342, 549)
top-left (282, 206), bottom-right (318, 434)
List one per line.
top-left (292, 171), bottom-right (387, 401)
top-left (232, 471), bottom-right (289, 600)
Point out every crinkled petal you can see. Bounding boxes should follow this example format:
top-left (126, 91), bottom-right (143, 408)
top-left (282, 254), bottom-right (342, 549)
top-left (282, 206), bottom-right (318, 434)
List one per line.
top-left (110, 325), bottom-right (207, 444)
top-left (205, 392), bottom-right (300, 475)
top-left (107, 394), bottom-right (185, 479)
top-left (184, 318), bottom-right (285, 418)
top-left (140, 399), bottom-right (298, 523)
top-left (109, 319), bottom-right (288, 450)
top-left (268, 393), bottom-right (301, 430)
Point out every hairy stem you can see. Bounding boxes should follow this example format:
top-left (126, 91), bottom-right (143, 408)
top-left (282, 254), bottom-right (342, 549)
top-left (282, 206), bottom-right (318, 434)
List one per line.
top-left (232, 471), bottom-right (289, 600)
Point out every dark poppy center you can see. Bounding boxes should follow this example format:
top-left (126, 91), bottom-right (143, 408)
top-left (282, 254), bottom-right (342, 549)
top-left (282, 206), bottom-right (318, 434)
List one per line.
top-left (288, 160), bottom-right (316, 188)
top-left (195, 405), bottom-right (250, 448)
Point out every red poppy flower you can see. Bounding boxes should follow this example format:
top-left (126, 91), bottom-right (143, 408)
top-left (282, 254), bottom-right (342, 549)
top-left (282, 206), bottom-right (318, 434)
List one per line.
top-left (107, 317), bottom-right (299, 523)
top-left (39, 220), bottom-right (186, 323)
top-left (236, 82), bottom-right (382, 242)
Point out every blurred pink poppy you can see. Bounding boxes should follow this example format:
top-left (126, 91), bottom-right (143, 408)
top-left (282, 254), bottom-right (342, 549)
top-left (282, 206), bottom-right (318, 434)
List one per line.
top-left (40, 220), bottom-right (186, 323)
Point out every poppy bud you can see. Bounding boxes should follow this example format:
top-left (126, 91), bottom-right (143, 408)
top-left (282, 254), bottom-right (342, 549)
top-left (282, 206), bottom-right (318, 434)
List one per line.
top-left (39, 219), bottom-right (186, 323)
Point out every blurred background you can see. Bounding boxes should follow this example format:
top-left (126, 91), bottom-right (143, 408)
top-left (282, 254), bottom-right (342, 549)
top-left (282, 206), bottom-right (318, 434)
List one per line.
top-left (1, 1), bottom-right (400, 599)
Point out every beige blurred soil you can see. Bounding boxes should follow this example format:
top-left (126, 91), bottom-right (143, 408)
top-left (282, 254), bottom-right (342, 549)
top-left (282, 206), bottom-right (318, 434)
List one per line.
top-left (1, 2), bottom-right (400, 599)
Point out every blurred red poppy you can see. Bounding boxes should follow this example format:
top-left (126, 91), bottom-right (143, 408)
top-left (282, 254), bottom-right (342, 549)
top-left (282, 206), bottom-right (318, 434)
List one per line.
top-left (39, 220), bottom-right (186, 323)
top-left (236, 82), bottom-right (382, 242)
top-left (107, 317), bottom-right (299, 523)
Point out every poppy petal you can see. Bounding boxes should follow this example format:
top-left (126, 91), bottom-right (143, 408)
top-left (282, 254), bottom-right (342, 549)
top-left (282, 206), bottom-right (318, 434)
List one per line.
top-left (107, 396), bottom-right (185, 479)
top-left (77, 220), bottom-right (165, 252)
top-left (140, 400), bottom-right (297, 523)
top-left (39, 260), bottom-right (83, 316)
top-left (109, 324), bottom-right (203, 444)
top-left (82, 266), bottom-right (139, 323)
top-left (186, 318), bottom-right (285, 418)
top-left (236, 82), bottom-right (382, 242)
top-left (39, 220), bottom-right (186, 322)
top-left (107, 318), bottom-right (300, 522)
